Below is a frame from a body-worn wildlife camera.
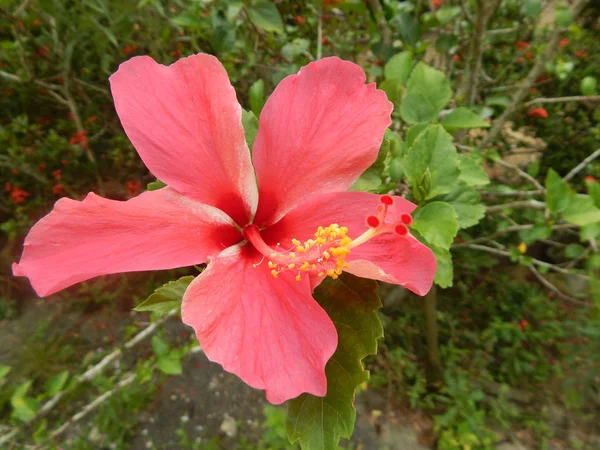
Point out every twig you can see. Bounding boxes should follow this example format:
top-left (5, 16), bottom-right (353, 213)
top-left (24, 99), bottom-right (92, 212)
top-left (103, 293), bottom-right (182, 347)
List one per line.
top-left (454, 223), bottom-right (577, 246)
top-left (525, 95), bottom-right (600, 107)
top-left (316, 6), bottom-right (323, 60)
top-left (563, 148), bottom-right (600, 182)
top-left (486, 199), bottom-right (546, 213)
top-left (494, 159), bottom-right (545, 190)
top-left (0, 312), bottom-right (175, 447)
top-left (529, 265), bottom-right (591, 307)
top-left (366, 0), bottom-right (392, 47)
top-left (13, 0), bottom-right (32, 15)
top-left (42, 372), bottom-right (137, 445)
top-left (458, 0), bottom-right (473, 24)
top-left (479, 0), bottom-right (591, 149)
top-left (480, 189), bottom-right (544, 197)
top-left (454, 243), bottom-right (590, 281)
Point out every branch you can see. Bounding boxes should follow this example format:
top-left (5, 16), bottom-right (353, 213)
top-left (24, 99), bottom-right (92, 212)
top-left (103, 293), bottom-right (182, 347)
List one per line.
top-left (480, 189), bottom-right (544, 198)
top-left (529, 265), bottom-right (592, 307)
top-left (563, 148), bottom-right (600, 182)
top-left (41, 372), bottom-right (137, 445)
top-left (525, 95), bottom-right (600, 107)
top-left (479, 0), bottom-right (591, 149)
top-left (454, 223), bottom-right (577, 246)
top-left (454, 243), bottom-right (591, 281)
top-left (0, 312), bottom-right (175, 447)
top-left (494, 159), bottom-right (545, 190)
top-left (366, 0), bottom-right (393, 47)
top-left (486, 199), bottom-right (546, 213)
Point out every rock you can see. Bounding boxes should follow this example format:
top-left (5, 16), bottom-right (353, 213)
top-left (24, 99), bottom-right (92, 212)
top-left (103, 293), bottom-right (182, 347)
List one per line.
top-left (219, 413), bottom-right (237, 438)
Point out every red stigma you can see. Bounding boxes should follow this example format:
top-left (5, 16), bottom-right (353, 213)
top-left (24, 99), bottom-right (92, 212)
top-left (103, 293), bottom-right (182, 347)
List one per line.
top-left (380, 195), bottom-right (393, 206)
top-left (401, 214), bottom-right (413, 225)
top-left (366, 215), bottom-right (380, 228)
top-left (394, 224), bottom-right (408, 236)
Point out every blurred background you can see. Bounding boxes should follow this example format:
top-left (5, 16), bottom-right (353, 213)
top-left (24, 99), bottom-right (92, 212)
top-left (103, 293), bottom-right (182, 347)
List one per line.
top-left (1, 0), bottom-right (600, 449)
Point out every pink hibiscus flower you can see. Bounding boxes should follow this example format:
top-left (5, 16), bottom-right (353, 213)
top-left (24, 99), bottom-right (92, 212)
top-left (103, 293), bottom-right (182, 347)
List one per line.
top-left (13, 54), bottom-right (436, 404)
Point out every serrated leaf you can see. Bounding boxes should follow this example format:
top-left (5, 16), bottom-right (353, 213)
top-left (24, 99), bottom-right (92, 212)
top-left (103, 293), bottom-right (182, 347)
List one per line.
top-left (458, 153), bottom-right (490, 187)
top-left (404, 125), bottom-right (460, 200)
top-left (45, 371), bottom-right (69, 396)
top-left (545, 169), bottom-right (571, 214)
top-left (405, 123), bottom-right (429, 147)
top-left (400, 63), bottom-right (452, 124)
top-left (249, 79), bottom-right (265, 116)
top-left (242, 109), bottom-right (259, 151)
top-left (442, 107), bottom-right (489, 131)
top-left (392, 12), bottom-right (421, 47)
top-left (384, 51), bottom-right (413, 84)
top-left (247, 0), bottom-right (284, 34)
top-left (286, 274), bottom-right (383, 450)
top-left (587, 180), bottom-right (600, 209)
top-left (563, 195), bottom-right (600, 226)
top-left (412, 202), bottom-right (459, 249)
top-left (134, 276), bottom-right (194, 315)
top-left (443, 185), bottom-right (486, 229)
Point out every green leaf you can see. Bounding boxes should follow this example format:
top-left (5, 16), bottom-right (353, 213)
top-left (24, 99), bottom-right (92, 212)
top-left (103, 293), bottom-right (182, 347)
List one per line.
top-left (350, 138), bottom-right (389, 193)
top-left (146, 179), bottom-right (166, 191)
top-left (152, 335), bottom-right (170, 357)
top-left (0, 365), bottom-right (11, 379)
top-left (134, 276), bottom-right (195, 315)
top-left (404, 125), bottom-right (460, 200)
top-left (286, 274), bottom-right (383, 450)
top-left (400, 63), bottom-right (452, 124)
top-left (587, 180), bottom-right (600, 209)
top-left (435, 6), bottom-right (461, 24)
top-left (412, 202), bottom-right (459, 249)
top-left (45, 371), bottom-right (69, 396)
top-left (384, 51), bottom-right (413, 84)
top-left (431, 246), bottom-right (453, 288)
top-left (392, 12), bottom-right (421, 47)
top-left (563, 195), bottom-right (600, 226)
top-left (281, 38), bottom-right (310, 62)
top-left (555, 7), bottom-right (573, 27)
top-left (521, 0), bottom-right (541, 18)
top-left (157, 355), bottom-right (183, 375)
top-left (441, 107), bottom-right (489, 131)
top-left (210, 24), bottom-right (236, 54)
top-left (249, 79), bottom-right (266, 117)
top-left (519, 224), bottom-right (551, 244)
top-left (458, 153), bottom-right (490, 187)
top-left (171, 14), bottom-right (205, 29)
top-left (378, 79), bottom-right (403, 106)
top-left (247, 1), bottom-right (284, 34)
top-left (11, 381), bottom-right (39, 423)
top-left (242, 109), bottom-right (259, 150)
top-left (545, 169), bottom-right (571, 214)
top-left (443, 185), bottom-right (486, 229)
top-left (405, 123), bottom-right (429, 147)
top-left (565, 244), bottom-right (586, 259)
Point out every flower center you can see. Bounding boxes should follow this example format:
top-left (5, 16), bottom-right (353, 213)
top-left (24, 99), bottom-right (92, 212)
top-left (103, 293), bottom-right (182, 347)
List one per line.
top-left (243, 195), bottom-right (412, 282)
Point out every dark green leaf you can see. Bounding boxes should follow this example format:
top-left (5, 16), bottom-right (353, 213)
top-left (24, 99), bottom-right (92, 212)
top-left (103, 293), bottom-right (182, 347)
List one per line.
top-left (249, 79), bottom-right (266, 117)
top-left (247, 1), bottom-right (284, 34)
top-left (242, 109), bottom-right (259, 151)
top-left (392, 12), bottom-right (421, 47)
top-left (286, 274), bottom-right (383, 450)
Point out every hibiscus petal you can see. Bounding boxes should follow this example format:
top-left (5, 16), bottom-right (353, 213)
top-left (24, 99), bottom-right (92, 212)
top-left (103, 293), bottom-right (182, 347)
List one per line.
top-left (181, 244), bottom-right (338, 404)
top-left (262, 191), bottom-right (435, 295)
top-left (252, 57), bottom-right (393, 227)
top-left (13, 188), bottom-right (241, 297)
top-left (109, 54), bottom-right (258, 225)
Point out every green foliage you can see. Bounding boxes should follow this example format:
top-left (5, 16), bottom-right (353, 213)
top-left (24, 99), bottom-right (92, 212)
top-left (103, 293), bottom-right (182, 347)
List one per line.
top-left (286, 274), bottom-right (383, 450)
top-left (247, 1), bottom-right (284, 34)
top-left (134, 276), bottom-right (194, 315)
top-left (400, 63), bottom-right (452, 124)
top-left (442, 108), bottom-right (489, 132)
